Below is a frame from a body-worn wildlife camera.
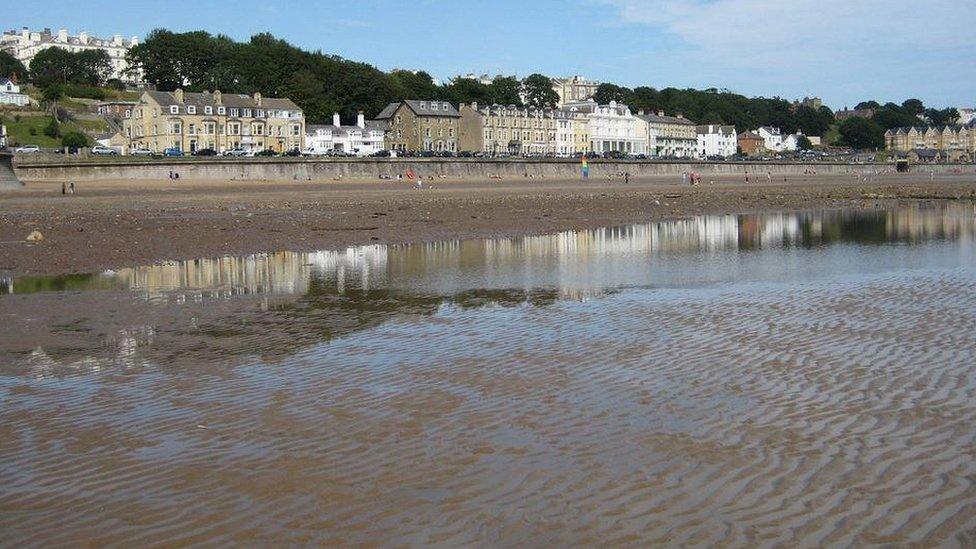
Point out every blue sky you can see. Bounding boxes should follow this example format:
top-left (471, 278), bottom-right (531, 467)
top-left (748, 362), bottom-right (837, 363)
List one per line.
top-left (7, 0), bottom-right (974, 109)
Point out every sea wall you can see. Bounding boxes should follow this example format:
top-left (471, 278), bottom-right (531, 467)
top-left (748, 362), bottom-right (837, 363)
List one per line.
top-left (12, 155), bottom-right (976, 183)
top-left (0, 152), bottom-right (24, 189)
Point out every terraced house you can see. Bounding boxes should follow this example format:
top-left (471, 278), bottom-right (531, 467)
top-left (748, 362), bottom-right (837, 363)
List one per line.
top-left (375, 100), bottom-right (460, 153)
top-left (884, 123), bottom-right (976, 162)
top-left (123, 89), bottom-right (305, 154)
top-left (459, 103), bottom-right (557, 155)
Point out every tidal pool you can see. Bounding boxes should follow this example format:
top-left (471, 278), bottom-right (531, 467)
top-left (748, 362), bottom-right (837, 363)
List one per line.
top-left (2, 203), bottom-right (975, 546)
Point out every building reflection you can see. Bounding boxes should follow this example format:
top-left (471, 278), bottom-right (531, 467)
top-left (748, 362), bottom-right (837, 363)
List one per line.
top-left (3, 203), bottom-right (973, 300)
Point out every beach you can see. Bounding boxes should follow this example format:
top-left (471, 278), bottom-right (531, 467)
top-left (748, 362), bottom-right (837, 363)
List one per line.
top-left (2, 172), bottom-right (975, 277)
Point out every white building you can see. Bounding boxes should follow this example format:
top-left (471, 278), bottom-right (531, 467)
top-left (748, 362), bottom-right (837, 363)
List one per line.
top-left (696, 125), bottom-right (738, 158)
top-left (756, 126), bottom-right (788, 152)
top-left (0, 78), bottom-right (29, 107)
top-left (306, 112), bottom-right (386, 156)
top-left (564, 100), bottom-right (647, 155)
top-left (956, 108), bottom-right (975, 125)
top-left (637, 111), bottom-right (698, 158)
top-left (1, 27), bottom-right (141, 83)
top-left (552, 75), bottom-right (600, 107)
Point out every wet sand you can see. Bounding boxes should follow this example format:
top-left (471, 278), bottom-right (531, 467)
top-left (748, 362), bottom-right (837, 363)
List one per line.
top-left (1, 172), bottom-right (974, 277)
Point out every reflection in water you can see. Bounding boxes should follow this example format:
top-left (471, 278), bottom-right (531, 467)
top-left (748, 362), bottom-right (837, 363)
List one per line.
top-left (3, 203), bottom-right (974, 299)
top-left (3, 203), bottom-right (976, 546)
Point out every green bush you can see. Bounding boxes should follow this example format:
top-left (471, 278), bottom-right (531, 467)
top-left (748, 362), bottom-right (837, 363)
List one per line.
top-left (61, 84), bottom-right (108, 100)
top-left (43, 118), bottom-right (61, 139)
top-left (61, 131), bottom-right (89, 149)
top-left (29, 127), bottom-right (37, 136)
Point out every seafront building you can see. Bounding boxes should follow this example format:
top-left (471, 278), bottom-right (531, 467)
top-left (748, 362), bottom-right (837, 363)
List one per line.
top-left (0, 77), bottom-right (29, 107)
top-left (756, 126), bottom-right (784, 152)
top-left (306, 112), bottom-right (386, 156)
top-left (737, 131), bottom-right (765, 156)
top-left (637, 111), bottom-right (697, 158)
top-left (1, 27), bottom-right (141, 83)
top-left (458, 103), bottom-right (557, 155)
top-left (884, 123), bottom-right (976, 162)
top-left (123, 89), bottom-right (305, 154)
top-left (376, 100), bottom-right (460, 153)
top-left (696, 125), bottom-right (738, 158)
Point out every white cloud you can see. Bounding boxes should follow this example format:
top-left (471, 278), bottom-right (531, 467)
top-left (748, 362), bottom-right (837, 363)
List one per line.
top-left (599, 0), bottom-right (976, 106)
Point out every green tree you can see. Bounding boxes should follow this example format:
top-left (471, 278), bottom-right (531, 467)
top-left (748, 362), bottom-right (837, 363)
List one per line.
top-left (43, 117), bottom-right (61, 139)
top-left (924, 107), bottom-right (960, 126)
top-left (797, 135), bottom-right (814, 150)
top-left (30, 47), bottom-right (111, 87)
top-left (443, 78), bottom-right (492, 106)
top-left (520, 74), bottom-right (558, 109)
top-left (901, 98), bottom-right (925, 116)
top-left (838, 117), bottom-right (884, 150)
top-left (61, 131), bottom-right (89, 149)
top-left (0, 51), bottom-right (28, 81)
top-left (593, 83), bottom-right (633, 105)
top-left (488, 76), bottom-right (522, 106)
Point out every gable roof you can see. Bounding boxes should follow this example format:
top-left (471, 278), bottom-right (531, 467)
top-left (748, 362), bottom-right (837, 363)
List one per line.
top-left (375, 100), bottom-right (460, 119)
top-left (637, 113), bottom-right (695, 125)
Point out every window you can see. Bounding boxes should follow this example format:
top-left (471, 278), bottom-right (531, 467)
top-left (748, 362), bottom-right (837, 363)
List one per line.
top-left (431, 103), bottom-right (439, 111)
top-left (228, 122), bottom-right (240, 135)
top-left (217, 106), bottom-right (226, 115)
top-left (243, 109), bottom-right (252, 118)
top-left (256, 109), bottom-right (264, 117)
top-left (188, 123), bottom-right (196, 135)
top-left (204, 106), bottom-right (212, 115)
top-left (291, 124), bottom-right (300, 136)
top-left (425, 128), bottom-right (431, 138)
top-left (443, 103), bottom-right (449, 110)
top-left (169, 105), bottom-right (178, 114)
top-left (170, 122), bottom-right (182, 134)
top-left (125, 109), bottom-right (131, 117)
top-left (420, 102), bottom-right (427, 109)
top-left (230, 108), bottom-right (238, 117)
top-left (187, 106), bottom-right (196, 114)
top-left (395, 115), bottom-right (401, 125)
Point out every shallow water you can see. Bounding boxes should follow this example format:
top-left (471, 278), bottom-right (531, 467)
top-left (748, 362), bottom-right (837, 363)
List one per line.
top-left (2, 203), bottom-right (976, 546)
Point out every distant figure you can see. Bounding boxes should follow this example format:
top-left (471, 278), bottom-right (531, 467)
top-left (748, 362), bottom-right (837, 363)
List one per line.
top-left (61, 182), bottom-right (66, 195)
top-left (745, 171), bottom-right (750, 183)
top-left (766, 171), bottom-right (771, 183)
top-left (69, 182), bottom-right (75, 194)
top-left (625, 172), bottom-right (630, 185)
top-left (681, 172), bottom-right (688, 185)
top-left (168, 170), bottom-right (174, 180)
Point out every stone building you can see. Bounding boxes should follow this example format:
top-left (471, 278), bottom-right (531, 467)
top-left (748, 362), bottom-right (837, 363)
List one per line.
top-left (884, 123), bottom-right (975, 162)
top-left (459, 103), bottom-right (557, 155)
top-left (637, 111), bottom-right (697, 158)
top-left (737, 131), bottom-right (765, 156)
top-left (123, 89), bottom-right (305, 154)
top-left (2, 27), bottom-right (141, 83)
top-left (552, 75), bottom-right (600, 107)
top-left (375, 100), bottom-right (460, 153)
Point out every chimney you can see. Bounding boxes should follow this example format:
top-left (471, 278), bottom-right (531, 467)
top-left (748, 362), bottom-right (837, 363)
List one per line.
top-left (657, 110), bottom-right (664, 117)
top-left (57, 28), bottom-right (68, 42)
top-left (253, 92), bottom-right (262, 106)
top-left (213, 89), bottom-right (222, 105)
top-left (676, 112), bottom-right (684, 119)
top-left (174, 88), bottom-right (184, 103)
top-left (356, 111), bottom-right (365, 128)
top-left (79, 31), bottom-right (88, 44)
top-left (333, 112), bottom-right (341, 127)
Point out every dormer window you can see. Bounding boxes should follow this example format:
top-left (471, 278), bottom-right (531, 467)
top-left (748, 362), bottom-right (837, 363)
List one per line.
top-left (443, 103), bottom-right (449, 110)
top-left (217, 106), bottom-right (225, 115)
top-left (187, 106), bottom-right (196, 114)
top-left (420, 102), bottom-right (427, 109)
top-left (204, 106), bottom-right (212, 115)
top-left (431, 103), bottom-right (439, 111)
top-left (170, 105), bottom-right (179, 114)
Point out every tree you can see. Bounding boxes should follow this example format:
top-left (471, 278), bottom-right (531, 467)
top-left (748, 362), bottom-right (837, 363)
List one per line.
top-left (61, 131), bottom-right (89, 150)
top-left (924, 107), bottom-right (960, 126)
top-left (593, 83), bottom-right (633, 105)
top-left (488, 76), bottom-right (522, 106)
top-left (30, 47), bottom-right (111, 87)
top-left (854, 101), bottom-right (880, 111)
top-left (797, 135), bottom-right (814, 150)
top-left (901, 98), bottom-right (925, 116)
top-left (43, 117), bottom-right (61, 139)
top-left (838, 117), bottom-right (884, 150)
top-left (443, 78), bottom-right (492, 106)
top-left (520, 74), bottom-right (558, 109)
top-left (0, 51), bottom-right (27, 81)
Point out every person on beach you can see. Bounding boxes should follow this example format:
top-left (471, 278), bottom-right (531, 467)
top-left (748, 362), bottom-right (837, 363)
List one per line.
top-left (745, 171), bottom-right (750, 183)
top-left (625, 172), bottom-right (630, 185)
top-left (69, 182), bottom-right (75, 194)
top-left (682, 171), bottom-right (688, 185)
top-left (766, 171), bottom-right (771, 183)
top-left (61, 182), bottom-right (66, 195)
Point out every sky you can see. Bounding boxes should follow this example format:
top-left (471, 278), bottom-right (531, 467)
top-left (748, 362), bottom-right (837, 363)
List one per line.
top-left (6, 0), bottom-right (974, 109)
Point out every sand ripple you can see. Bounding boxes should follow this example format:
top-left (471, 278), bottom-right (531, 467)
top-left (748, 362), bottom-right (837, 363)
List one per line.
top-left (2, 268), bottom-right (976, 546)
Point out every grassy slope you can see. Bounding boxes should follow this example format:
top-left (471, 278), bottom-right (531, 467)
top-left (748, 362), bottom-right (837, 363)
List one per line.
top-left (1, 113), bottom-right (106, 147)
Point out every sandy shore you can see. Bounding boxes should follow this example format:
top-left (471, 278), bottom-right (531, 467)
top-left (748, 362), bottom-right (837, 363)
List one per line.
top-left (1, 173), bottom-right (975, 277)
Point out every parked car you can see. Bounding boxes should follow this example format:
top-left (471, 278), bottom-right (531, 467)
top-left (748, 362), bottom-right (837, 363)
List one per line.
top-left (130, 148), bottom-right (154, 156)
top-left (255, 149), bottom-right (277, 157)
top-left (163, 148), bottom-right (184, 157)
top-left (370, 149), bottom-right (392, 157)
top-left (14, 145), bottom-right (40, 153)
top-left (193, 148), bottom-right (218, 156)
top-left (91, 145), bottom-right (119, 156)
top-left (283, 148), bottom-right (302, 157)
top-left (223, 148), bottom-right (247, 157)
